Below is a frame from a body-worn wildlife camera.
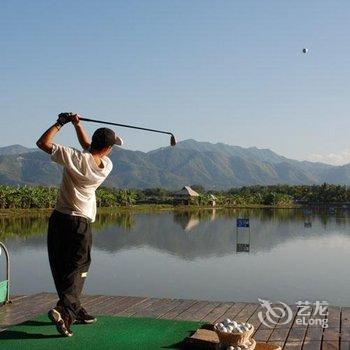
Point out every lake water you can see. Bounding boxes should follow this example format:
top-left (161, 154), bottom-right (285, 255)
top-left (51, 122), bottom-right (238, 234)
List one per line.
top-left (1, 208), bottom-right (350, 306)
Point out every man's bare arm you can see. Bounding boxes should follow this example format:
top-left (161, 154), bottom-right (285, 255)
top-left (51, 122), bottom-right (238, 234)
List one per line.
top-left (72, 115), bottom-right (91, 150)
top-left (36, 123), bottom-right (62, 154)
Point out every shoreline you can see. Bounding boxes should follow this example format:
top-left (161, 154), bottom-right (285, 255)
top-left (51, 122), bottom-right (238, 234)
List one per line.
top-left (3, 202), bottom-right (350, 218)
top-left (0, 203), bottom-right (312, 218)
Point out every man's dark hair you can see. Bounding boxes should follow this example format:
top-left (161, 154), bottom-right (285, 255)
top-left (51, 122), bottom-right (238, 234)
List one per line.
top-left (90, 128), bottom-right (116, 151)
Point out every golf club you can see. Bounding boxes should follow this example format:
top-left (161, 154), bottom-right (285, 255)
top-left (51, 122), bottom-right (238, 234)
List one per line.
top-left (79, 117), bottom-right (177, 146)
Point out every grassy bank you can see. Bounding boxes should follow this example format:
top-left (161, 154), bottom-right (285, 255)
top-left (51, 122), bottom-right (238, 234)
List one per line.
top-left (0, 203), bottom-right (303, 218)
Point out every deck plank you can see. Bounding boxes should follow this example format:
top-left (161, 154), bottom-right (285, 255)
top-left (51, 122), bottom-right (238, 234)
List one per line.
top-left (84, 295), bottom-right (117, 314)
top-left (109, 296), bottom-right (151, 316)
top-left (247, 305), bottom-right (268, 331)
top-left (152, 299), bottom-right (188, 319)
top-left (132, 298), bottom-right (178, 318)
top-left (284, 304), bottom-right (310, 350)
top-left (10, 295), bottom-right (27, 302)
top-left (267, 304), bottom-right (299, 349)
top-left (340, 342), bottom-right (350, 350)
top-left (286, 305), bottom-right (310, 342)
top-left (322, 341), bottom-right (339, 350)
top-left (284, 343), bottom-right (303, 350)
top-left (0, 293), bottom-right (56, 328)
top-left (251, 305), bottom-right (276, 342)
top-left (235, 303), bottom-right (260, 323)
top-left (212, 302), bottom-right (247, 324)
top-left (196, 302), bottom-right (223, 322)
top-left (341, 307), bottom-right (350, 341)
top-left (301, 341), bottom-right (321, 350)
top-left (201, 302), bottom-right (234, 323)
top-left (175, 301), bottom-right (222, 321)
top-left (90, 296), bottom-right (128, 315)
top-left (159, 299), bottom-right (197, 320)
top-left (174, 301), bottom-right (210, 321)
top-left (254, 304), bottom-right (295, 344)
top-left (1, 293), bottom-right (348, 349)
top-left (322, 306), bottom-right (341, 350)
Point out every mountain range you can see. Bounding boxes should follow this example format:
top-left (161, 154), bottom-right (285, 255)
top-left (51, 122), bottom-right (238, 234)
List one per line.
top-left (0, 140), bottom-right (349, 189)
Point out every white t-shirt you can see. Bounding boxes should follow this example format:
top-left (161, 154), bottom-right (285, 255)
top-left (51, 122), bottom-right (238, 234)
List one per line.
top-left (51, 143), bottom-right (113, 222)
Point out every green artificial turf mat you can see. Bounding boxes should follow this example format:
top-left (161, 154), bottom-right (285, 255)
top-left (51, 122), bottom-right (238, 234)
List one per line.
top-left (0, 314), bottom-right (204, 350)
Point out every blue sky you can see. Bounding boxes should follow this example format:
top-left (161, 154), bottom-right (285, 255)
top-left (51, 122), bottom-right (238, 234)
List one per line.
top-left (1, 1), bottom-right (350, 164)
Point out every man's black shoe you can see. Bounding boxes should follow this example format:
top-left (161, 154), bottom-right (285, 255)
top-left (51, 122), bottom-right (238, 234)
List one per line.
top-left (75, 307), bottom-right (97, 324)
top-left (48, 307), bottom-right (74, 337)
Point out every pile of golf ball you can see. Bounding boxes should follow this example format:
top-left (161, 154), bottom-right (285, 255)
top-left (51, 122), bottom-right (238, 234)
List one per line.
top-left (214, 319), bottom-right (252, 334)
top-left (226, 346), bottom-right (251, 350)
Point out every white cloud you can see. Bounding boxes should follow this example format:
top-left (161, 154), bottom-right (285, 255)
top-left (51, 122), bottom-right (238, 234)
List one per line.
top-left (308, 149), bottom-right (350, 166)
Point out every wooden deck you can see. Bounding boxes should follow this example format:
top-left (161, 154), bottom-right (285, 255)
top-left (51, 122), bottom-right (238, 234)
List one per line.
top-left (0, 293), bottom-right (348, 349)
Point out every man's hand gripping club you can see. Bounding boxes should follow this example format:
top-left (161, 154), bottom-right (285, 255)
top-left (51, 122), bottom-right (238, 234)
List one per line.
top-left (36, 113), bottom-right (91, 154)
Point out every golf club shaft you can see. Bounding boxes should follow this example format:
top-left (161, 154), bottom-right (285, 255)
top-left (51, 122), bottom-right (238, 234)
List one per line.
top-left (80, 117), bottom-right (174, 137)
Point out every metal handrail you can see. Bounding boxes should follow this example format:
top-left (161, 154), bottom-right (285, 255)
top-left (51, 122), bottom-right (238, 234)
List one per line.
top-left (0, 242), bottom-right (10, 304)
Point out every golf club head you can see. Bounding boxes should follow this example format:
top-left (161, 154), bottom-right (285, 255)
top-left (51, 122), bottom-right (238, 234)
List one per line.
top-left (170, 134), bottom-right (177, 146)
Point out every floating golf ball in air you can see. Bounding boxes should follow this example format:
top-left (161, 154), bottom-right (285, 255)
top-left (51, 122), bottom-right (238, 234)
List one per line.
top-left (302, 48), bottom-right (309, 53)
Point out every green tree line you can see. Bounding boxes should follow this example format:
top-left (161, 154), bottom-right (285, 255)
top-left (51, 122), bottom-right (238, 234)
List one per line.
top-left (0, 186), bottom-right (140, 209)
top-left (1, 183), bottom-right (350, 209)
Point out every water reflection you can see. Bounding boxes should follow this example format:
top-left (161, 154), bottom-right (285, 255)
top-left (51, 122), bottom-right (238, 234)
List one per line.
top-left (1, 208), bottom-right (350, 259)
top-left (2, 208), bottom-right (350, 304)
top-left (236, 219), bottom-right (251, 254)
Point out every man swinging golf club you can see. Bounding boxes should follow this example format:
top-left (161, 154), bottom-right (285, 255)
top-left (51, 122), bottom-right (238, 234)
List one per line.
top-left (36, 113), bottom-right (123, 337)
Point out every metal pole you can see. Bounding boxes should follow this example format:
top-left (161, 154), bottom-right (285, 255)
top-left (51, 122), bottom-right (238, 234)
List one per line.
top-left (0, 242), bottom-right (11, 304)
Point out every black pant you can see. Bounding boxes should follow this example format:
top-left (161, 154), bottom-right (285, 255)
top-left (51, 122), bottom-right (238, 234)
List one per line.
top-left (47, 210), bottom-right (92, 320)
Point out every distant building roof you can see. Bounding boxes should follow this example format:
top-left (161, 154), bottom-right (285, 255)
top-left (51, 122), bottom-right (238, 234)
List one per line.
top-left (174, 186), bottom-right (200, 197)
